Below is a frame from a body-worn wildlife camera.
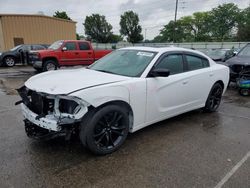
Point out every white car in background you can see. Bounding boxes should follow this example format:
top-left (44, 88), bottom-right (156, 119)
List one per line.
top-left (17, 47), bottom-right (229, 155)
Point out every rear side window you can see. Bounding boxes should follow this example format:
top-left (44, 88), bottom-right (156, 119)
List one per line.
top-left (79, 42), bottom-right (90, 50)
top-left (155, 54), bottom-right (184, 75)
top-left (64, 42), bottom-right (77, 50)
top-left (185, 55), bottom-right (209, 71)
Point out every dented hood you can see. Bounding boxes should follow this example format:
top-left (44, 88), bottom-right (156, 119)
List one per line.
top-left (25, 68), bottom-right (130, 95)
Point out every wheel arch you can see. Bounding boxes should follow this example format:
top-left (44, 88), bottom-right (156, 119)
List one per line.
top-left (94, 100), bottom-right (134, 130)
top-left (42, 57), bottom-right (59, 66)
top-left (214, 80), bottom-right (225, 90)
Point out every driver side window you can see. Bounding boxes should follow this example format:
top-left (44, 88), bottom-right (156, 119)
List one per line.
top-left (155, 54), bottom-right (184, 75)
top-left (64, 42), bottom-right (77, 51)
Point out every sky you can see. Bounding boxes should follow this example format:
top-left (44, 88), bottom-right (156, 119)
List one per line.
top-left (0, 0), bottom-right (249, 40)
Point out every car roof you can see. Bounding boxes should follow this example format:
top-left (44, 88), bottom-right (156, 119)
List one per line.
top-left (121, 46), bottom-right (207, 56)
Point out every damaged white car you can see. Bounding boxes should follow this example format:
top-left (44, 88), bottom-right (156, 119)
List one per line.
top-left (17, 47), bottom-right (229, 155)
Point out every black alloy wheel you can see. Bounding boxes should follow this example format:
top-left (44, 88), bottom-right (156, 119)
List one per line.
top-left (204, 83), bottom-right (223, 112)
top-left (80, 105), bottom-right (129, 155)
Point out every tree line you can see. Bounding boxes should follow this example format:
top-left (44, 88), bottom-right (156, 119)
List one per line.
top-left (54, 10), bottom-right (143, 43)
top-left (53, 3), bottom-right (250, 43)
top-left (154, 3), bottom-right (250, 42)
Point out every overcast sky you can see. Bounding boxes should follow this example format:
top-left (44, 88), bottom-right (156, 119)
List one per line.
top-left (0, 0), bottom-right (249, 40)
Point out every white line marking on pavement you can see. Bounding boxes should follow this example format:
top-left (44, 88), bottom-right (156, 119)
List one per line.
top-left (214, 151), bottom-right (250, 188)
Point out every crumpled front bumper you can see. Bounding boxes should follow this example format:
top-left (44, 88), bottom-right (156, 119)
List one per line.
top-left (21, 103), bottom-right (61, 131)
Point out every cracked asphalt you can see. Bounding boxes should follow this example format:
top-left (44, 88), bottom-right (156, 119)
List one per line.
top-left (0, 65), bottom-right (249, 188)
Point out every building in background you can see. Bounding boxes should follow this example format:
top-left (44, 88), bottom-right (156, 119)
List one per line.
top-left (0, 14), bottom-right (76, 51)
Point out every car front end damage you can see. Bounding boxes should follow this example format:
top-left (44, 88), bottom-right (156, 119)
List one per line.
top-left (16, 86), bottom-right (89, 140)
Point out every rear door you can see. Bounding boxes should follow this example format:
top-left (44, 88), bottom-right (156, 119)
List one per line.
top-left (77, 42), bottom-right (94, 65)
top-left (61, 41), bottom-right (79, 65)
top-left (182, 53), bottom-right (213, 105)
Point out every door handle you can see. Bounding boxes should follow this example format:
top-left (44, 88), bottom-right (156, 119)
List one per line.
top-left (182, 81), bottom-right (188, 85)
top-left (75, 52), bottom-right (79, 55)
top-left (88, 52), bottom-right (92, 55)
top-left (209, 73), bottom-right (214, 77)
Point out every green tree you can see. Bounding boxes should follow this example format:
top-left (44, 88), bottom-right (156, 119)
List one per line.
top-left (110, 34), bottom-right (123, 43)
top-left (156, 20), bottom-right (185, 42)
top-left (83, 14), bottom-right (113, 43)
top-left (120, 11), bottom-right (143, 43)
top-left (53, 11), bottom-right (71, 20)
top-left (210, 3), bottom-right (240, 41)
top-left (237, 6), bottom-right (250, 41)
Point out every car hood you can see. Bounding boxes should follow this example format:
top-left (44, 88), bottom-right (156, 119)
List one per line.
top-left (25, 68), bottom-right (130, 95)
top-left (226, 56), bottom-right (250, 65)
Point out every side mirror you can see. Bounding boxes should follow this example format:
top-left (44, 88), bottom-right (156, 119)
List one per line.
top-left (149, 68), bottom-right (170, 77)
top-left (62, 47), bottom-right (67, 51)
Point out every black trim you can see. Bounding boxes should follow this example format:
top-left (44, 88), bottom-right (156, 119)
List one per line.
top-left (147, 51), bottom-right (185, 77)
top-left (183, 52), bottom-right (210, 72)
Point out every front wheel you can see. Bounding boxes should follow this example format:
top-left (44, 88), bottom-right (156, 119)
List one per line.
top-left (204, 83), bottom-right (223, 112)
top-left (4, 56), bottom-right (16, 67)
top-left (43, 60), bottom-right (58, 72)
top-left (80, 105), bottom-right (129, 155)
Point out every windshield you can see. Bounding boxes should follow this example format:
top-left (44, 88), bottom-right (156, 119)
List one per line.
top-left (238, 45), bottom-right (250, 57)
top-left (89, 50), bottom-right (157, 77)
top-left (10, 45), bottom-right (21, 51)
top-left (48, 41), bottom-right (63, 50)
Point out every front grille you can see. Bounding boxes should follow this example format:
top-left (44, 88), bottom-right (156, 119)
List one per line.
top-left (17, 86), bottom-right (54, 116)
top-left (231, 65), bottom-right (250, 74)
top-left (231, 65), bottom-right (245, 73)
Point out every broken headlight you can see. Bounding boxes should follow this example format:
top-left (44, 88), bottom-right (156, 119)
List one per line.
top-left (54, 96), bottom-right (89, 121)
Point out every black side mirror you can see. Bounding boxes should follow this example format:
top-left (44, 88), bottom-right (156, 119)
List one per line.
top-left (149, 68), bottom-right (170, 77)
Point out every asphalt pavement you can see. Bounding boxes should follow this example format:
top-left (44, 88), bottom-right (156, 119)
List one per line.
top-left (0, 65), bottom-right (249, 188)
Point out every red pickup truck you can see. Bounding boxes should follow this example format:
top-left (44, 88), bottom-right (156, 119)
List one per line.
top-left (30, 40), bottom-right (112, 71)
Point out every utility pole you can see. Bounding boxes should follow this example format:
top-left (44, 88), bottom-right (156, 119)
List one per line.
top-left (144, 28), bottom-right (147, 42)
top-left (173, 0), bottom-right (179, 43)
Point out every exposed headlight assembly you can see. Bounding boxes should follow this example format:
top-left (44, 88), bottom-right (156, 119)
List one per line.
top-left (52, 95), bottom-right (89, 124)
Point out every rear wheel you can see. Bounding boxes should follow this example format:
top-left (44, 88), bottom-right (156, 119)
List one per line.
top-left (204, 83), bottom-right (223, 112)
top-left (80, 105), bottom-right (129, 155)
top-left (4, 56), bottom-right (16, 67)
top-left (43, 60), bottom-right (58, 71)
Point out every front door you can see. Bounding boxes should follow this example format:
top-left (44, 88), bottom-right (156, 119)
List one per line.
top-left (61, 41), bottom-right (79, 65)
top-left (146, 53), bottom-right (191, 123)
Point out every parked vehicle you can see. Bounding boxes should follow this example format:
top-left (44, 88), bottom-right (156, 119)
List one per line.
top-left (226, 44), bottom-right (250, 82)
top-left (237, 70), bottom-right (250, 96)
top-left (206, 49), bottom-right (234, 62)
top-left (29, 40), bottom-right (112, 72)
top-left (0, 44), bottom-right (48, 67)
top-left (17, 47), bottom-right (229, 155)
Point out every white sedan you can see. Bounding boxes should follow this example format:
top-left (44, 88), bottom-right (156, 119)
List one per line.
top-left (17, 47), bottom-right (229, 155)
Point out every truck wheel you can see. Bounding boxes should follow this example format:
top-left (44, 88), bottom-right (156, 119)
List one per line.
top-left (204, 83), bottom-right (223, 112)
top-left (43, 60), bottom-right (58, 71)
top-left (4, 56), bottom-right (16, 67)
top-left (80, 105), bottom-right (129, 155)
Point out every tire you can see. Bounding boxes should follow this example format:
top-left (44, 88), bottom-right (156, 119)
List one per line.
top-left (4, 56), bottom-right (16, 67)
top-left (43, 60), bottom-right (58, 72)
top-left (204, 83), bottom-right (223, 112)
top-left (239, 88), bottom-right (249, 96)
top-left (80, 105), bottom-right (130, 155)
